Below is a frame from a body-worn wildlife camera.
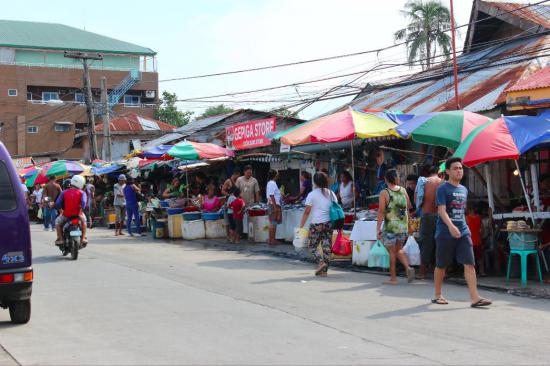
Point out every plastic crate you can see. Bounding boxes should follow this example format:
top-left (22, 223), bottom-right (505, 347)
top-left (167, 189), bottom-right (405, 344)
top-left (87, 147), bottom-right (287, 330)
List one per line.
top-left (508, 232), bottom-right (538, 250)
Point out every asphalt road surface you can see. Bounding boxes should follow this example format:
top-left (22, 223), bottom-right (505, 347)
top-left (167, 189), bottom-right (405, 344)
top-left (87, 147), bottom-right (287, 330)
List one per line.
top-left (1, 225), bottom-right (549, 365)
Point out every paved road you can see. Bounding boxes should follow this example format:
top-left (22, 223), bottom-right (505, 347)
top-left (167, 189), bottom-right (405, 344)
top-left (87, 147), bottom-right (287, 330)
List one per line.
top-left (1, 225), bottom-right (549, 365)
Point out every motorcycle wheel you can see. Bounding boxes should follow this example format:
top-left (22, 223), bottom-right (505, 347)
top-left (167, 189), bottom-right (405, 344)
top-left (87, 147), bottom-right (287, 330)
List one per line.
top-left (70, 238), bottom-right (79, 260)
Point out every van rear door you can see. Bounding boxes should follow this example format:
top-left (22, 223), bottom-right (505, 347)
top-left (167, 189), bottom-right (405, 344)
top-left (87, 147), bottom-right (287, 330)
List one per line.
top-left (0, 151), bottom-right (32, 270)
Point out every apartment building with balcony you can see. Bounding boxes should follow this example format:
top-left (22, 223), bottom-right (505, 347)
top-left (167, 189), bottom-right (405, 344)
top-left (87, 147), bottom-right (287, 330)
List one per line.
top-left (0, 19), bottom-right (159, 160)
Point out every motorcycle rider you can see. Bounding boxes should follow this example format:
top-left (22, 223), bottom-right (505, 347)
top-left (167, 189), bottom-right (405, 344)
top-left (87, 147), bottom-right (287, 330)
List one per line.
top-left (54, 175), bottom-right (88, 246)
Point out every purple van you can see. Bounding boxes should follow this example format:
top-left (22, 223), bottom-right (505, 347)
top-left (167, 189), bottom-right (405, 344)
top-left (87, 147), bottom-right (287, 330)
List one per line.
top-left (0, 142), bottom-right (32, 323)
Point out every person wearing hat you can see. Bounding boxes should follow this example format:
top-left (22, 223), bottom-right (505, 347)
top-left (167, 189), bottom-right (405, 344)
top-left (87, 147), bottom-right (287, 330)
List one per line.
top-left (113, 174), bottom-right (127, 236)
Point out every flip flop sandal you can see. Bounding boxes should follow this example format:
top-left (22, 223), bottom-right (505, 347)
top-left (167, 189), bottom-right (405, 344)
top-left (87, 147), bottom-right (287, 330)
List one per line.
top-left (431, 297), bottom-right (449, 305)
top-left (55, 240), bottom-right (64, 246)
top-left (471, 298), bottom-right (492, 308)
top-left (315, 263), bottom-right (328, 276)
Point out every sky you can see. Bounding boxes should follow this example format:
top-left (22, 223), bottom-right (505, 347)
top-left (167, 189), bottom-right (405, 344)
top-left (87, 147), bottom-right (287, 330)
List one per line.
top-left (2, 0), bottom-right (531, 120)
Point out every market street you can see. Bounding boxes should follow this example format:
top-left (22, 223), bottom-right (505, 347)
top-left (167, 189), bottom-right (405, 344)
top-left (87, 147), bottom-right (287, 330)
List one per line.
top-left (0, 225), bottom-right (548, 365)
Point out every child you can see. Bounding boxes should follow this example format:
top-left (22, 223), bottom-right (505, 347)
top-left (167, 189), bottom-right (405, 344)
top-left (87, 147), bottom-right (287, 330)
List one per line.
top-left (226, 187), bottom-right (237, 242)
top-left (466, 204), bottom-right (486, 276)
top-left (228, 187), bottom-right (245, 244)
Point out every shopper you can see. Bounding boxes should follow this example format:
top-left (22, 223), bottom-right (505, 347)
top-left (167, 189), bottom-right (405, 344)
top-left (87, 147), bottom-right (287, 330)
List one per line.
top-left (235, 165), bottom-right (260, 206)
top-left (221, 169), bottom-right (240, 196)
top-left (373, 149), bottom-right (388, 195)
top-left (42, 176), bottom-right (62, 232)
top-left (299, 172), bottom-right (334, 277)
top-left (84, 177), bottom-right (95, 228)
top-left (417, 165), bottom-right (442, 279)
top-left (466, 204), bottom-right (486, 276)
top-left (113, 174), bottom-right (127, 236)
top-left (228, 187), bottom-right (245, 244)
top-left (34, 184), bottom-right (43, 224)
top-left (266, 169), bottom-right (282, 245)
top-left (432, 157), bottom-right (491, 307)
top-left (337, 170), bottom-right (354, 210)
top-left (405, 174), bottom-right (418, 212)
top-left (226, 187), bottom-right (238, 243)
top-left (123, 177), bottom-right (142, 237)
top-left (376, 169), bottom-right (415, 285)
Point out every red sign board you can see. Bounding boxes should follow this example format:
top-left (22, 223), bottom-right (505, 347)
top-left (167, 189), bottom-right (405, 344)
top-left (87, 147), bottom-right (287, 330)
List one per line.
top-left (226, 117), bottom-right (276, 150)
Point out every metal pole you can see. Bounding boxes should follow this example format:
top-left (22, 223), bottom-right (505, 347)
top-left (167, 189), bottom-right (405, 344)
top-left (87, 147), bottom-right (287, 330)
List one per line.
top-left (514, 160), bottom-right (536, 225)
top-left (450, 0), bottom-right (461, 109)
top-left (530, 162), bottom-right (540, 212)
top-left (351, 140), bottom-right (356, 217)
top-left (83, 60), bottom-right (98, 162)
top-left (484, 164), bottom-right (495, 211)
top-left (100, 77), bottom-right (112, 161)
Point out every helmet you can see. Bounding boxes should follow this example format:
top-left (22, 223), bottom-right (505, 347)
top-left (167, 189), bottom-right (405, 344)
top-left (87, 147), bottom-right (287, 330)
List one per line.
top-left (62, 179), bottom-right (72, 190)
top-left (70, 175), bottom-right (85, 189)
top-left (118, 174), bottom-right (127, 181)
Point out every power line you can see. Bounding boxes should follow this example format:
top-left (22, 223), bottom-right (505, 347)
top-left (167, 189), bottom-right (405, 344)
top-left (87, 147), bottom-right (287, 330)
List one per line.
top-left (159, 0), bottom-right (549, 83)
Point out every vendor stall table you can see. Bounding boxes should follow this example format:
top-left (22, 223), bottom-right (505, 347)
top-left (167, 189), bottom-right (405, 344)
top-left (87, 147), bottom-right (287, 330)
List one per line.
top-left (276, 208), bottom-right (309, 242)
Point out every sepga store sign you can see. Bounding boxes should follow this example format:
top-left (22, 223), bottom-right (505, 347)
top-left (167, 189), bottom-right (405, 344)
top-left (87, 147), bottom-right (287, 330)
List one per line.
top-left (226, 117), bottom-right (276, 150)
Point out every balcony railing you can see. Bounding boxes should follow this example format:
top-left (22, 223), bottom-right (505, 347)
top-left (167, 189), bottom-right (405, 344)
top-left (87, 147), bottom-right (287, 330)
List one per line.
top-left (28, 100), bottom-right (157, 109)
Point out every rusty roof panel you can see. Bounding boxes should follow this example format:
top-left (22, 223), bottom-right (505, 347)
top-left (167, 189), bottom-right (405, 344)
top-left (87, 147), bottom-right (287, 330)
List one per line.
top-left (350, 34), bottom-right (549, 114)
top-left (487, 1), bottom-right (550, 29)
top-left (506, 66), bottom-right (550, 91)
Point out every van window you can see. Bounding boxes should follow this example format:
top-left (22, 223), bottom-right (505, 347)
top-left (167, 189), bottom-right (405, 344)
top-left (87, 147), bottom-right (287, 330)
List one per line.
top-left (0, 162), bottom-right (17, 211)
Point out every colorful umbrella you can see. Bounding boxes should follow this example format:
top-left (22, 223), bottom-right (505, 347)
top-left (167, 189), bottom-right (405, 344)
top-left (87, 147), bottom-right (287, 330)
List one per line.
top-left (19, 165), bottom-right (40, 179)
top-left (275, 108), bottom-right (400, 146)
top-left (140, 145), bottom-right (176, 159)
top-left (25, 170), bottom-right (48, 188)
top-left (392, 110), bottom-right (491, 149)
top-left (454, 114), bottom-right (550, 167)
top-left (166, 141), bottom-right (235, 160)
top-left (43, 160), bottom-right (85, 177)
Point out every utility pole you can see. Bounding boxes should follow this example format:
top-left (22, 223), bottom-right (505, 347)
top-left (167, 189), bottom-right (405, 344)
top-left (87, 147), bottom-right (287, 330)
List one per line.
top-left (450, 0), bottom-right (461, 110)
top-left (64, 51), bottom-right (103, 162)
top-left (100, 77), bottom-right (112, 161)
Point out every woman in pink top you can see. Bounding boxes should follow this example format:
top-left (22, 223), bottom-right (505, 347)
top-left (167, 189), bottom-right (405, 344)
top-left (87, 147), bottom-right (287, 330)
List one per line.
top-left (202, 184), bottom-right (222, 212)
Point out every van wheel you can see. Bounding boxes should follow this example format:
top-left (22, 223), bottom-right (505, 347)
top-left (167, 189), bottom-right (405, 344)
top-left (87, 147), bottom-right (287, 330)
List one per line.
top-left (70, 239), bottom-right (78, 260)
top-left (9, 300), bottom-right (31, 324)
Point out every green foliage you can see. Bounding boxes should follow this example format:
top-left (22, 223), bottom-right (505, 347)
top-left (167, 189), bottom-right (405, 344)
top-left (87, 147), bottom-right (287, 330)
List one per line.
top-left (394, 0), bottom-right (452, 70)
top-left (270, 106), bottom-right (300, 119)
top-left (199, 104), bottom-right (234, 118)
top-left (154, 91), bottom-right (193, 127)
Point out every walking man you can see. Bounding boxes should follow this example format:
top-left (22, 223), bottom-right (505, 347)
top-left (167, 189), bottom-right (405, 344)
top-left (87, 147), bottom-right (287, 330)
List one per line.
top-left (42, 176), bottom-right (62, 232)
top-left (113, 174), bottom-right (127, 236)
top-left (432, 157), bottom-right (491, 307)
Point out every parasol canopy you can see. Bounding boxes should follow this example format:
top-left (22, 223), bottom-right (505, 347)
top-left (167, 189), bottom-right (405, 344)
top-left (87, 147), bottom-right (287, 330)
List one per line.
top-left (453, 114), bottom-right (550, 167)
top-left (167, 141), bottom-right (235, 160)
top-left (25, 170), bottom-right (48, 188)
top-left (275, 107), bottom-right (401, 146)
top-left (391, 110), bottom-right (491, 150)
top-left (43, 160), bottom-right (85, 177)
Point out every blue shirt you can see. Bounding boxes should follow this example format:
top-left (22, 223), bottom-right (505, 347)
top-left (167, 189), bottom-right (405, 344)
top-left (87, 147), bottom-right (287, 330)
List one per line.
top-left (123, 184), bottom-right (138, 207)
top-left (415, 176), bottom-right (428, 216)
top-left (435, 182), bottom-right (471, 239)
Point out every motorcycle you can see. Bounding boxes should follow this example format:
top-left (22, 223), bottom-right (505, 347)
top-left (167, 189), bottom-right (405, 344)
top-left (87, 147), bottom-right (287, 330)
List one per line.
top-left (60, 216), bottom-right (85, 260)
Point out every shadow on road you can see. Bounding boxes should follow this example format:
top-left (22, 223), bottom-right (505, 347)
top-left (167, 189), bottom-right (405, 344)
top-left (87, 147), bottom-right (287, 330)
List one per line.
top-left (0, 321), bottom-right (22, 329)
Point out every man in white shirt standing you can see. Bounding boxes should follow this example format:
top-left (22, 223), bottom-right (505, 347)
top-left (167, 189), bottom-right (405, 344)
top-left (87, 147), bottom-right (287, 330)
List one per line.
top-left (266, 169), bottom-right (282, 245)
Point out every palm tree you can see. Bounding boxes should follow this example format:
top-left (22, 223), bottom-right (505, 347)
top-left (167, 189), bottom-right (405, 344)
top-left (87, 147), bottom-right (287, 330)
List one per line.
top-left (394, 0), bottom-right (452, 70)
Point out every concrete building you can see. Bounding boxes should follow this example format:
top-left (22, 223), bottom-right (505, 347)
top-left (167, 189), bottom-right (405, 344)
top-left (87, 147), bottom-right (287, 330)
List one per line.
top-left (0, 20), bottom-right (158, 160)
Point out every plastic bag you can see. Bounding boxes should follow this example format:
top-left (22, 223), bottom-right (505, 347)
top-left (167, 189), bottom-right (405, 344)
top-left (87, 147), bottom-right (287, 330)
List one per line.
top-left (403, 235), bottom-right (421, 266)
top-left (37, 208), bottom-right (43, 219)
top-left (352, 240), bottom-right (374, 266)
top-left (367, 240), bottom-right (390, 269)
top-left (332, 230), bottom-right (352, 256)
top-left (293, 227), bottom-right (309, 249)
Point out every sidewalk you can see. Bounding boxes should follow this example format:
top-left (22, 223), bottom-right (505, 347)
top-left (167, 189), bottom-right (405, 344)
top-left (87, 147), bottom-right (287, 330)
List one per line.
top-left (88, 226), bottom-right (550, 300)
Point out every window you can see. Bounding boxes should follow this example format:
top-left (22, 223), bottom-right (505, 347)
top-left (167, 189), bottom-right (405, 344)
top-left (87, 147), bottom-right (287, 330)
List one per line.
top-left (8, 89), bottom-right (17, 97)
top-left (42, 92), bottom-right (59, 102)
top-left (124, 95), bottom-right (140, 106)
top-left (26, 126), bottom-right (38, 134)
top-left (27, 92), bottom-right (32, 101)
top-left (0, 161), bottom-right (17, 212)
top-left (75, 93), bottom-right (85, 103)
top-left (54, 123), bottom-right (71, 132)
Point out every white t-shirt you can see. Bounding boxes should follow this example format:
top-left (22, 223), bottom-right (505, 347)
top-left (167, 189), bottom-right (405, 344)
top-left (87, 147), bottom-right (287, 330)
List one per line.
top-left (339, 181), bottom-right (353, 208)
top-left (266, 180), bottom-right (282, 205)
top-left (35, 188), bottom-right (43, 204)
top-left (305, 188), bottom-right (335, 224)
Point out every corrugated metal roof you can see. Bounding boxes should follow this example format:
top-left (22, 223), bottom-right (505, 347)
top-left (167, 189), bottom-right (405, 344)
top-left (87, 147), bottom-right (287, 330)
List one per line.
top-left (175, 111), bottom-right (241, 137)
top-left (506, 66), bottom-right (550, 92)
top-left (487, 1), bottom-right (550, 29)
top-left (350, 34), bottom-right (549, 114)
top-left (96, 113), bottom-right (176, 132)
top-left (0, 20), bottom-right (155, 55)
top-left (141, 133), bottom-right (185, 150)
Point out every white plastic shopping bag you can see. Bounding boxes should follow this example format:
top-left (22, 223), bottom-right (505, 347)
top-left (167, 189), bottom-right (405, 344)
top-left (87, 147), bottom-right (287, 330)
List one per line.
top-left (403, 235), bottom-right (421, 266)
top-left (293, 227), bottom-right (309, 249)
top-left (352, 240), bottom-right (374, 267)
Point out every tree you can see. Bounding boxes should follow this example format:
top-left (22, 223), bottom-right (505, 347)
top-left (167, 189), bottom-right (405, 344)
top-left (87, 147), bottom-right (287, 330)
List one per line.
top-left (270, 106), bottom-right (300, 119)
top-left (199, 104), bottom-right (234, 119)
top-left (394, 0), bottom-right (452, 70)
top-left (154, 91), bottom-right (193, 127)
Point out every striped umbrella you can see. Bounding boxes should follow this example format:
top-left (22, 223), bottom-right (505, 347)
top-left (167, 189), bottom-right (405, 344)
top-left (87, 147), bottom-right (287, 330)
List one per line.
top-left (43, 160), bottom-right (85, 177)
top-left (166, 141), bottom-right (235, 160)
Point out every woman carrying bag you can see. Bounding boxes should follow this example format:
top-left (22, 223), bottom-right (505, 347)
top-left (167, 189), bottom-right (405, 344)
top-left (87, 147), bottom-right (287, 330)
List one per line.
top-left (300, 172), bottom-right (336, 277)
top-left (376, 169), bottom-right (416, 285)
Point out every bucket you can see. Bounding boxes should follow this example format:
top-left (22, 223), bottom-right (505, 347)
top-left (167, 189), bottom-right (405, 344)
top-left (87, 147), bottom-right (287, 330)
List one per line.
top-left (168, 214), bottom-right (183, 239)
top-left (152, 219), bottom-right (166, 239)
